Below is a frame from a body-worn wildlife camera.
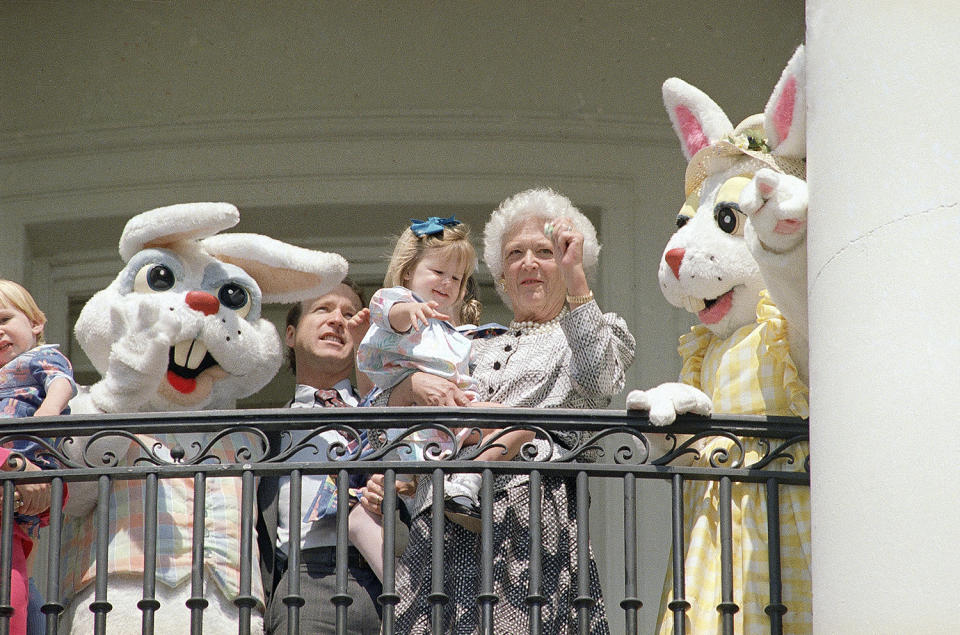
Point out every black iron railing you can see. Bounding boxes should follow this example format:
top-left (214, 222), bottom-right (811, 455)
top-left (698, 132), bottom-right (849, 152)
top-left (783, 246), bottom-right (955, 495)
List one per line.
top-left (0, 407), bottom-right (809, 635)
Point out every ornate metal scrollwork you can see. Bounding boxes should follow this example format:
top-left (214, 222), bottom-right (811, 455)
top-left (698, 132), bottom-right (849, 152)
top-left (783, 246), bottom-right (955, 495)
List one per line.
top-left (0, 434), bottom-right (64, 469)
top-left (363, 423), bottom-right (462, 463)
top-left (745, 435), bottom-right (809, 471)
top-left (0, 412), bottom-right (810, 483)
top-left (457, 424), bottom-right (556, 463)
top-left (643, 429), bottom-right (746, 468)
top-left (562, 427), bottom-right (652, 464)
top-left (267, 424), bottom-right (369, 463)
top-left (52, 426), bottom-right (270, 469)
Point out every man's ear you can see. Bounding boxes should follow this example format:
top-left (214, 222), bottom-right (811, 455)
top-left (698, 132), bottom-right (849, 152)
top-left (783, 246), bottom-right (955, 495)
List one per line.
top-left (284, 324), bottom-right (297, 348)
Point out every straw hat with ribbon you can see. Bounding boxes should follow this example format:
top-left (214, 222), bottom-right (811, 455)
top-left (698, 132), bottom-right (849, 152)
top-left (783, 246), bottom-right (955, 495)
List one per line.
top-left (684, 113), bottom-right (806, 197)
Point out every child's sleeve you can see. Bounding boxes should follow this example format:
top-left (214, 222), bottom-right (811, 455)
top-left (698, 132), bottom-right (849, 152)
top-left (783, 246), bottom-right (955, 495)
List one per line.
top-left (369, 287), bottom-right (417, 333)
top-left (30, 347), bottom-right (78, 401)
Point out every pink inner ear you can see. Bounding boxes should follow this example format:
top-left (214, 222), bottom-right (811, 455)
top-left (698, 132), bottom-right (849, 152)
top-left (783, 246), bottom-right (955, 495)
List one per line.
top-left (772, 77), bottom-right (797, 142)
top-left (675, 105), bottom-right (711, 157)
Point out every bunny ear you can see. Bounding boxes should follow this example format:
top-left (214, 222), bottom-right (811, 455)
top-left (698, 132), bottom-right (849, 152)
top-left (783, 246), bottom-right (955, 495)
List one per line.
top-left (764, 45), bottom-right (806, 158)
top-left (201, 233), bottom-right (349, 304)
top-left (119, 203), bottom-right (239, 262)
top-left (662, 77), bottom-right (734, 160)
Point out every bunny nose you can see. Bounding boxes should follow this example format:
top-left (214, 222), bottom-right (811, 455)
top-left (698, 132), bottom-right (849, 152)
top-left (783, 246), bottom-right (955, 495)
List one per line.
top-left (186, 291), bottom-right (220, 316)
top-left (664, 248), bottom-right (685, 279)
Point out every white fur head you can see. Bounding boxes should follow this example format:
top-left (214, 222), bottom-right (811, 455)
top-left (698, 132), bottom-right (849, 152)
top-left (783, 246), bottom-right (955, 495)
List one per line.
top-left (658, 163), bottom-right (768, 339)
top-left (658, 46), bottom-right (805, 339)
top-left (76, 202), bottom-right (348, 412)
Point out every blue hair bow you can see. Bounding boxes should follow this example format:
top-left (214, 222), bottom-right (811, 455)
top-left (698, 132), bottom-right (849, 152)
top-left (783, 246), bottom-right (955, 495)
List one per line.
top-left (410, 215), bottom-right (461, 237)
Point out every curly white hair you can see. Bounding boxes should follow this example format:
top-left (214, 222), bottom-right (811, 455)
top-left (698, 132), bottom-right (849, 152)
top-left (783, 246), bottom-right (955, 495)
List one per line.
top-left (483, 188), bottom-right (600, 308)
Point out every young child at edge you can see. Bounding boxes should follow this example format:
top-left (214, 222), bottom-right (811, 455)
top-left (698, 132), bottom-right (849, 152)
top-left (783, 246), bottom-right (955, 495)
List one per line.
top-left (352, 216), bottom-right (505, 579)
top-left (0, 280), bottom-right (77, 635)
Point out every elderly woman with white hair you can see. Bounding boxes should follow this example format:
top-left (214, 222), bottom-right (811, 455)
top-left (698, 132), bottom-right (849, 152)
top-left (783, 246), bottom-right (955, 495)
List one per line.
top-left (368, 187), bottom-right (636, 633)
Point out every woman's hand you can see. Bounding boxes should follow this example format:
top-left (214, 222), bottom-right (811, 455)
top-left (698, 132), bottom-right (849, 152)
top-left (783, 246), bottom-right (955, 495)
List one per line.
top-left (388, 372), bottom-right (470, 407)
top-left (0, 457), bottom-right (51, 517)
top-left (359, 474), bottom-right (416, 517)
top-left (545, 217), bottom-right (591, 298)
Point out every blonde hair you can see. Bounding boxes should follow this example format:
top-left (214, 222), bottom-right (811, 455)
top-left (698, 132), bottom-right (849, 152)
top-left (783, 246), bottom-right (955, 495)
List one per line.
top-left (0, 280), bottom-right (47, 344)
top-left (384, 223), bottom-right (481, 326)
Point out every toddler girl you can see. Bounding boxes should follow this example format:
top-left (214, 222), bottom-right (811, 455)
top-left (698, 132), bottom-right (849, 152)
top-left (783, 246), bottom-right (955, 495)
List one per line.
top-left (0, 280), bottom-right (77, 635)
top-left (353, 217), bottom-right (502, 579)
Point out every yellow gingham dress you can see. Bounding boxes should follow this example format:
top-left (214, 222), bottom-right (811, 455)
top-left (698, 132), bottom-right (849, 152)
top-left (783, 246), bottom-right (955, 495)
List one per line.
top-left (657, 292), bottom-right (811, 635)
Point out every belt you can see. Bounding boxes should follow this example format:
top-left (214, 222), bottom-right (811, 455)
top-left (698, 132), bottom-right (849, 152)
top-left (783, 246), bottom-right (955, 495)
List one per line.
top-left (300, 546), bottom-right (370, 571)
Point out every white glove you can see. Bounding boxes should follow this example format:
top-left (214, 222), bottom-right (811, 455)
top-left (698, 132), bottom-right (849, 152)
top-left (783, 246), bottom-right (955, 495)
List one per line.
top-left (626, 382), bottom-right (712, 426)
top-left (739, 168), bottom-right (808, 253)
top-left (89, 301), bottom-right (186, 412)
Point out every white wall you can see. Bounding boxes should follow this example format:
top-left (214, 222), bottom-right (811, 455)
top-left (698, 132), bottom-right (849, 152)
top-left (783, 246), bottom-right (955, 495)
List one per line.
top-left (807, 2), bottom-right (960, 632)
top-left (1, 2), bottom-right (804, 632)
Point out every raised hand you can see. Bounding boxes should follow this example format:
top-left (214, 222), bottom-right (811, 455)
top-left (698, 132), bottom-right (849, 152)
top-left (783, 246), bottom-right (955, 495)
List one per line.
top-left (544, 216), bottom-right (585, 272)
top-left (739, 168), bottom-right (808, 253)
top-left (90, 298), bottom-right (188, 412)
top-left (346, 307), bottom-right (371, 342)
top-left (544, 217), bottom-right (591, 300)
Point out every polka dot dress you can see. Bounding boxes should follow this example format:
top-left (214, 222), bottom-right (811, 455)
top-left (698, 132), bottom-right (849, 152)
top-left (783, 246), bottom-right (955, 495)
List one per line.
top-left (395, 477), bottom-right (609, 634)
top-left (388, 301), bottom-right (636, 633)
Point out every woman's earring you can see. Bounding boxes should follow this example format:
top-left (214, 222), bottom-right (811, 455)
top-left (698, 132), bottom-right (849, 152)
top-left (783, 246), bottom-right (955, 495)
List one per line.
top-left (497, 278), bottom-right (505, 291)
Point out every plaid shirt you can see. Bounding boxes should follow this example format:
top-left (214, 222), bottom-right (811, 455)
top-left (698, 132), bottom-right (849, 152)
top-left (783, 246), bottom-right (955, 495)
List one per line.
top-left (679, 290), bottom-right (808, 418)
top-left (60, 431), bottom-right (264, 608)
top-left (662, 291), bottom-right (812, 633)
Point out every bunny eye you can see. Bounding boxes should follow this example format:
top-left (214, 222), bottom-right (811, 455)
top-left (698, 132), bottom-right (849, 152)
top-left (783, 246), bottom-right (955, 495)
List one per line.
top-left (218, 283), bottom-right (251, 318)
top-left (134, 264), bottom-right (176, 293)
top-left (714, 204), bottom-right (745, 236)
top-left (676, 214), bottom-right (691, 229)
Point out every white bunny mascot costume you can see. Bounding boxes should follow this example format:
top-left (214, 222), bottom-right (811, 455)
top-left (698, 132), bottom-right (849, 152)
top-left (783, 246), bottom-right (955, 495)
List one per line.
top-left (60, 203), bottom-right (347, 634)
top-left (627, 47), bottom-right (811, 633)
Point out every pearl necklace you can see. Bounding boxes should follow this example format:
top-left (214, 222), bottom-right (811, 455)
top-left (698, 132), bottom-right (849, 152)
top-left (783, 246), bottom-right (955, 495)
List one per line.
top-left (509, 307), bottom-right (568, 336)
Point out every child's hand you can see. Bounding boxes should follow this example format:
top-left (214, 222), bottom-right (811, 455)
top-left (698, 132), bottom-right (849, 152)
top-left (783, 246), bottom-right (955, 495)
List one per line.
top-left (346, 307), bottom-right (371, 342)
top-left (389, 301), bottom-right (450, 333)
top-left (1, 457), bottom-right (50, 517)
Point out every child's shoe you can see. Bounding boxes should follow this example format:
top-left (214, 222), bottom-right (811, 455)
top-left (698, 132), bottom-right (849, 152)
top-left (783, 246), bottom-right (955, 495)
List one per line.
top-left (444, 495), bottom-right (482, 533)
top-left (442, 472), bottom-right (482, 533)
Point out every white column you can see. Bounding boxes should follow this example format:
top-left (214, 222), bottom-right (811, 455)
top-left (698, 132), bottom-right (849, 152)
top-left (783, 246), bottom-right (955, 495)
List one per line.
top-left (807, 2), bottom-right (960, 632)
